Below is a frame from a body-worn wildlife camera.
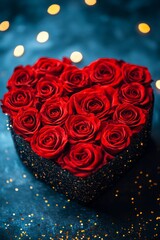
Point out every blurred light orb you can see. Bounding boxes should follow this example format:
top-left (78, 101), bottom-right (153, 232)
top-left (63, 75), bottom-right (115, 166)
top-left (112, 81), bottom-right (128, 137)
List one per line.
top-left (0, 21), bottom-right (10, 31)
top-left (13, 45), bottom-right (24, 57)
top-left (70, 51), bottom-right (83, 63)
top-left (85, 0), bottom-right (97, 6)
top-left (138, 23), bottom-right (150, 34)
top-left (47, 4), bottom-right (60, 15)
top-left (155, 80), bottom-right (160, 90)
top-left (36, 31), bottom-right (49, 43)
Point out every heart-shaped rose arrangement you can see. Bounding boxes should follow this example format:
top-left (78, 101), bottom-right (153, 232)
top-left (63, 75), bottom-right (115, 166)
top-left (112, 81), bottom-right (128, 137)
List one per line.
top-left (1, 57), bottom-right (153, 202)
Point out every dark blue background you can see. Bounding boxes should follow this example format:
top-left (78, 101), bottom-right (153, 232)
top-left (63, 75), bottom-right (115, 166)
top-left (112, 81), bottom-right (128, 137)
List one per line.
top-left (0, 0), bottom-right (159, 239)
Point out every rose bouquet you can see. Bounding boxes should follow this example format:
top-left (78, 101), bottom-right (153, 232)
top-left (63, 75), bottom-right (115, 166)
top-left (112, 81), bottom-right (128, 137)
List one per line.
top-left (1, 57), bottom-right (153, 202)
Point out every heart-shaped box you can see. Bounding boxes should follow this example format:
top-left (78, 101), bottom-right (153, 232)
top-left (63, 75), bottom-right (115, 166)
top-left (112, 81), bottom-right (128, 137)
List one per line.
top-left (2, 57), bottom-right (154, 203)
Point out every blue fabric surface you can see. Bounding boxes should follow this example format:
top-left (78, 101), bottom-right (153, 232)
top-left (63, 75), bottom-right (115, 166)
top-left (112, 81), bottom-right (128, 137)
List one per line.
top-left (0, 0), bottom-right (159, 239)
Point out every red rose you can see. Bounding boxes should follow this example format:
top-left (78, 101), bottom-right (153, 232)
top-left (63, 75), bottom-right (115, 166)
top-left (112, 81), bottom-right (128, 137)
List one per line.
top-left (68, 85), bottom-right (117, 120)
top-left (60, 68), bottom-right (90, 95)
top-left (62, 57), bottom-right (72, 65)
top-left (1, 89), bottom-right (34, 117)
top-left (33, 57), bottom-right (65, 77)
top-left (122, 63), bottom-right (151, 85)
top-left (7, 66), bottom-right (36, 89)
top-left (36, 76), bottom-right (63, 101)
top-left (40, 97), bottom-right (68, 126)
top-left (13, 107), bottom-right (41, 141)
top-left (30, 125), bottom-right (68, 159)
top-left (65, 114), bottom-right (100, 143)
top-left (89, 58), bottom-right (123, 87)
top-left (57, 143), bottom-right (113, 177)
top-left (119, 82), bottom-right (153, 110)
top-left (113, 104), bottom-right (146, 134)
top-left (101, 123), bottom-right (132, 155)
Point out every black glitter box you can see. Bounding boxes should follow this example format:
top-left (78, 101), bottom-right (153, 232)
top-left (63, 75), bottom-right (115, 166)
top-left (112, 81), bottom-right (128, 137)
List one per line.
top-left (9, 102), bottom-right (153, 203)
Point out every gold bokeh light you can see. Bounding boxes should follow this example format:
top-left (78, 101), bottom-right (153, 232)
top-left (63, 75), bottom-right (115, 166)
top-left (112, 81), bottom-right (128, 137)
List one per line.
top-left (155, 80), bottom-right (160, 90)
top-left (13, 45), bottom-right (25, 57)
top-left (36, 31), bottom-right (49, 43)
top-left (85, 0), bottom-right (97, 6)
top-left (0, 21), bottom-right (10, 31)
top-left (138, 23), bottom-right (150, 34)
top-left (47, 4), bottom-right (60, 15)
top-left (70, 51), bottom-right (83, 63)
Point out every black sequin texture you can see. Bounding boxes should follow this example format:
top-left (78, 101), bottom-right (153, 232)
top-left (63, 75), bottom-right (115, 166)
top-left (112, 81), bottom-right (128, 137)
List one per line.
top-left (9, 104), bottom-right (153, 203)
